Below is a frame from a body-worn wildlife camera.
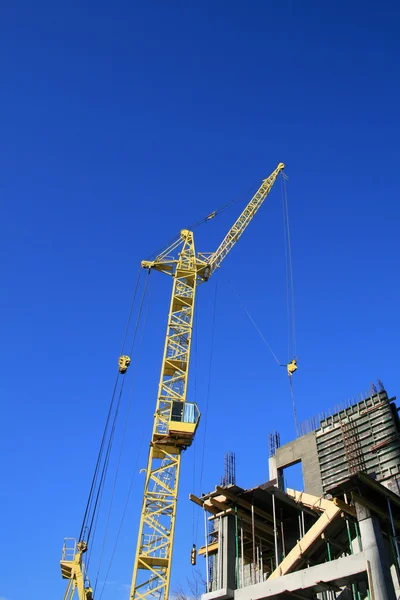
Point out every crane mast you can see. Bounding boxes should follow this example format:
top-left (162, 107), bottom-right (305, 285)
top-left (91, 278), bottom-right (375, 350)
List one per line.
top-left (129, 163), bottom-right (285, 600)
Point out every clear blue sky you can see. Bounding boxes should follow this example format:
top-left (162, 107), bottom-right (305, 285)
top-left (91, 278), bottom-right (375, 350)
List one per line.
top-left (1, 1), bottom-right (400, 599)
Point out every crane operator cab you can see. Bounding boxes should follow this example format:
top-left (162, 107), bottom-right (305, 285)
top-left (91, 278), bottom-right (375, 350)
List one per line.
top-left (168, 401), bottom-right (200, 447)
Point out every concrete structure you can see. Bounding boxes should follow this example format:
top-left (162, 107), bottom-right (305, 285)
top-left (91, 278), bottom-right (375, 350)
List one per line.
top-left (355, 502), bottom-right (395, 600)
top-left (269, 390), bottom-right (400, 497)
top-left (269, 432), bottom-right (323, 496)
top-left (192, 389), bottom-right (400, 600)
top-left (192, 475), bottom-right (400, 600)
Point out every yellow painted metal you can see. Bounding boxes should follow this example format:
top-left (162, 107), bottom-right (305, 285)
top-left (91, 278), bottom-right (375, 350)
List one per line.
top-left (60, 539), bottom-right (93, 600)
top-left (130, 164), bottom-right (284, 600)
top-left (287, 359), bottom-right (297, 377)
top-left (199, 162), bottom-right (285, 278)
top-left (190, 543), bottom-right (197, 565)
top-left (130, 229), bottom-right (202, 600)
top-left (269, 492), bottom-right (341, 579)
top-left (119, 355), bottom-right (131, 373)
top-left (169, 420), bottom-right (197, 436)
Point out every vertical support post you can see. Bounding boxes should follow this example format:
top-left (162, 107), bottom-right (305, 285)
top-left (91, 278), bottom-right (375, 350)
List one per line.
top-left (235, 507), bottom-right (239, 588)
top-left (219, 515), bottom-right (236, 591)
top-left (218, 517), bottom-right (222, 589)
top-left (251, 501), bottom-right (256, 583)
top-left (298, 513), bottom-right (302, 539)
top-left (346, 517), bottom-right (353, 555)
top-left (272, 493), bottom-right (279, 569)
top-left (354, 520), bottom-right (363, 552)
top-left (240, 520), bottom-right (244, 588)
top-left (256, 546), bottom-right (260, 583)
top-left (344, 492), bottom-right (354, 556)
top-left (326, 539), bottom-right (332, 561)
top-left (204, 509), bottom-right (209, 592)
top-left (387, 498), bottom-right (400, 567)
top-left (280, 509), bottom-right (286, 557)
top-left (356, 501), bottom-right (396, 600)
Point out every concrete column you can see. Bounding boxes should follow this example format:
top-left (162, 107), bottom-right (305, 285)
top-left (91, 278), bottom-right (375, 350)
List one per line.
top-left (356, 502), bottom-right (396, 600)
top-left (220, 515), bottom-right (236, 591)
top-left (268, 457), bottom-right (278, 485)
top-left (268, 457), bottom-right (284, 490)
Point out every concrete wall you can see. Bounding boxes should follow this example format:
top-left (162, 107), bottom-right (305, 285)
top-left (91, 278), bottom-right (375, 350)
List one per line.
top-left (316, 393), bottom-right (400, 494)
top-left (269, 392), bottom-right (400, 498)
top-left (269, 432), bottom-right (323, 496)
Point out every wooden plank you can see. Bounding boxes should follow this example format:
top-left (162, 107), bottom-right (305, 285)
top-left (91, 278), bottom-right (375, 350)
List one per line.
top-left (269, 504), bottom-right (341, 579)
top-left (189, 493), bottom-right (219, 515)
top-left (333, 497), bottom-right (357, 517)
top-left (198, 541), bottom-right (218, 556)
top-left (215, 485), bottom-right (276, 524)
top-left (189, 493), bottom-right (203, 508)
top-left (211, 506), bottom-right (274, 538)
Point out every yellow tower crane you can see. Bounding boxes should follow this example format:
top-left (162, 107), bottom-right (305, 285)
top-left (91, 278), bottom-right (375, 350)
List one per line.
top-left (130, 162), bottom-right (285, 600)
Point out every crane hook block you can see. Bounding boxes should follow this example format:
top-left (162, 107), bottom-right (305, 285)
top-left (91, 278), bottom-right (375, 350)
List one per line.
top-left (118, 355), bottom-right (131, 374)
top-left (77, 540), bottom-right (88, 554)
top-left (287, 359), bottom-right (297, 377)
top-left (191, 543), bottom-right (197, 565)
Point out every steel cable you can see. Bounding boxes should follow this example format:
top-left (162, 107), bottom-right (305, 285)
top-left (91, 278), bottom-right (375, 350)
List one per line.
top-left (80, 269), bottom-right (148, 550)
top-left (223, 276), bottom-right (282, 366)
top-left (195, 280), bottom-right (218, 541)
top-left (79, 269), bottom-right (143, 543)
top-left (146, 184), bottom-right (258, 261)
top-left (93, 276), bottom-right (152, 596)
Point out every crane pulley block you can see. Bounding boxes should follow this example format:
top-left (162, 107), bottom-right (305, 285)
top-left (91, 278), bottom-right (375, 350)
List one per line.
top-left (85, 587), bottom-right (93, 600)
top-left (191, 543), bottom-right (197, 565)
top-left (287, 359), bottom-right (297, 377)
top-left (118, 355), bottom-right (131, 374)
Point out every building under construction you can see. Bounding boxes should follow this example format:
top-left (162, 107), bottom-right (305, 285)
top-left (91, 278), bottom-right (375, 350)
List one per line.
top-left (191, 388), bottom-right (400, 600)
top-left (57, 164), bottom-right (397, 600)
